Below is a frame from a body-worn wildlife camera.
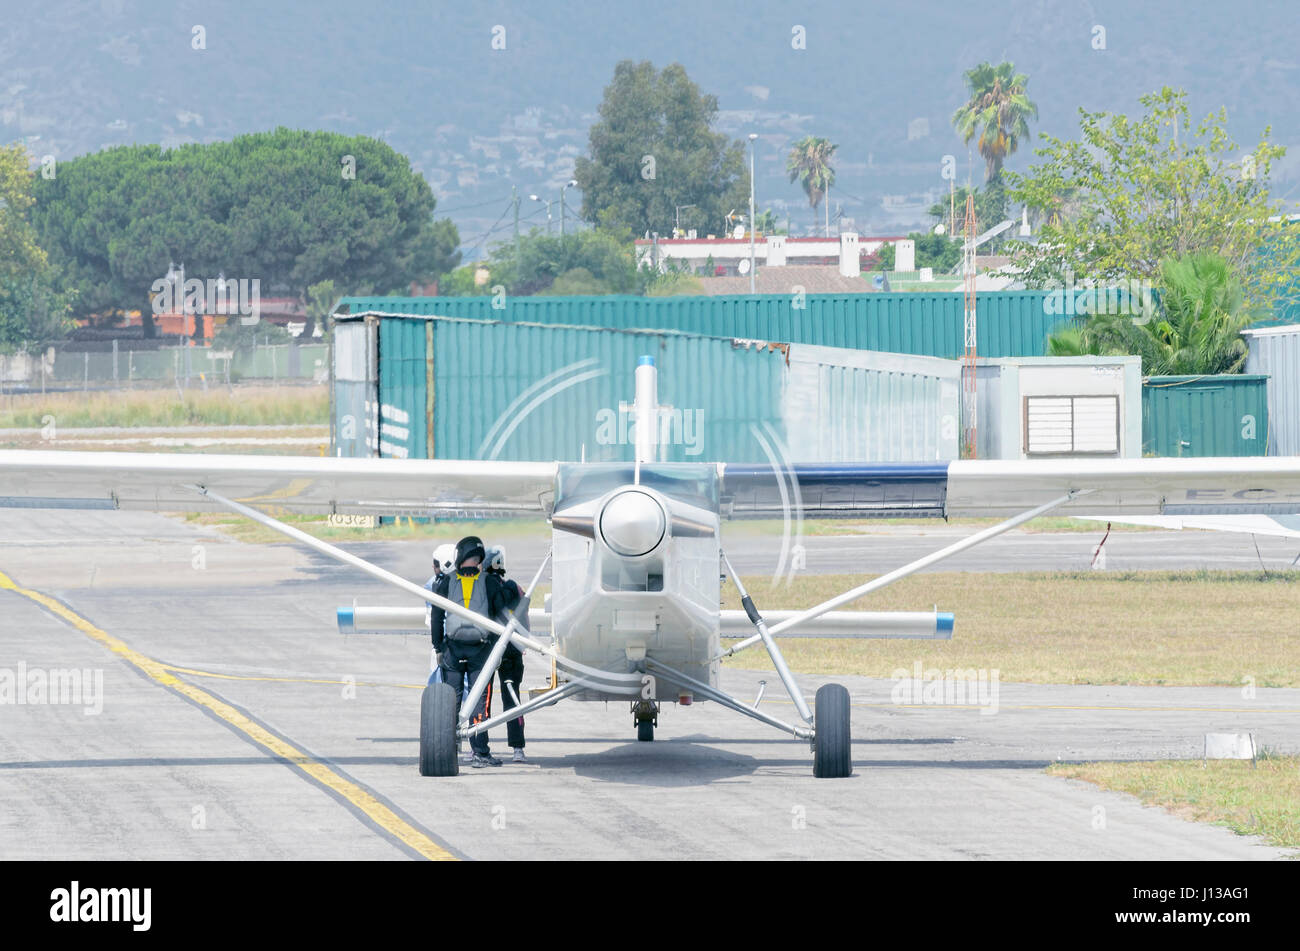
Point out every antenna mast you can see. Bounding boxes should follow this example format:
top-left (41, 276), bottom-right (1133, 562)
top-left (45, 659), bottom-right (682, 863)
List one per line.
top-left (962, 193), bottom-right (977, 459)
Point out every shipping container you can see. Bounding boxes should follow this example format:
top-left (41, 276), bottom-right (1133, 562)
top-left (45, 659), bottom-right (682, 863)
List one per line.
top-left (335, 289), bottom-right (1082, 360)
top-left (1141, 375), bottom-right (1269, 457)
top-left (331, 318), bottom-right (372, 459)
top-left (331, 312), bottom-right (961, 464)
top-left (1243, 325), bottom-right (1300, 456)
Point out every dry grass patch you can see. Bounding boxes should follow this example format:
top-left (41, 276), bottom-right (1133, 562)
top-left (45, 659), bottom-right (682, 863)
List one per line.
top-left (722, 571), bottom-right (1300, 687)
top-left (0, 385), bottom-right (328, 428)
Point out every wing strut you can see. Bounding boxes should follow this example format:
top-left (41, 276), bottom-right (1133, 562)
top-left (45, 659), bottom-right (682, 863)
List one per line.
top-left (458, 549), bottom-right (551, 727)
top-left (720, 551), bottom-right (813, 725)
top-left (720, 490), bottom-right (1088, 659)
top-left (188, 485), bottom-right (643, 704)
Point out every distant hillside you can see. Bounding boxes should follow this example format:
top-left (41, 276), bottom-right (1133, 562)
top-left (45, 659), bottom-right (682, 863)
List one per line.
top-left (4, 0), bottom-right (1298, 257)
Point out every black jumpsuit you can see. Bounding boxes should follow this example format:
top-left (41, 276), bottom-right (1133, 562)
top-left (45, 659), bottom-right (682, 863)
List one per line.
top-left (429, 570), bottom-right (519, 757)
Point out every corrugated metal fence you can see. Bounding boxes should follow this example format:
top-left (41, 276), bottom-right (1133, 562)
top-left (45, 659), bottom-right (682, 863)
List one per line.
top-left (1141, 376), bottom-right (1269, 457)
top-left (336, 290), bottom-right (1075, 360)
top-left (0, 342), bottom-right (327, 388)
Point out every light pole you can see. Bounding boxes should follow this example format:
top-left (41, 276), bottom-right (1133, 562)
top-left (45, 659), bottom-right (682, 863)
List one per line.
top-left (674, 203), bottom-right (696, 238)
top-left (165, 261), bottom-right (186, 343)
top-left (747, 133), bottom-right (757, 294)
top-left (561, 179), bottom-right (577, 236)
top-left (529, 194), bottom-right (554, 234)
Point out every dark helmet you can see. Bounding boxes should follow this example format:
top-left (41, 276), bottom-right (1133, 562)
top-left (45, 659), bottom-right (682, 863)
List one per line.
top-left (454, 535), bottom-right (486, 571)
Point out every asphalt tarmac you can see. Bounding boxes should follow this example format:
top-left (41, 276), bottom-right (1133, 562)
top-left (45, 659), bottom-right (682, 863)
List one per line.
top-left (1, 509), bottom-right (1295, 860)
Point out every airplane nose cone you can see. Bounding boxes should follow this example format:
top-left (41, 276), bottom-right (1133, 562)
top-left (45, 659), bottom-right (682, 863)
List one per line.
top-left (599, 490), bottom-right (666, 557)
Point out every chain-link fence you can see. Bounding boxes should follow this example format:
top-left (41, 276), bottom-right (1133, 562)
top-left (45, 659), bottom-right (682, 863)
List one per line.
top-left (0, 340), bottom-right (329, 392)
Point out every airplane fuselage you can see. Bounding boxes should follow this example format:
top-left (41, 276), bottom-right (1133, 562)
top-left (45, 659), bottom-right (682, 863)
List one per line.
top-left (549, 462), bottom-right (722, 701)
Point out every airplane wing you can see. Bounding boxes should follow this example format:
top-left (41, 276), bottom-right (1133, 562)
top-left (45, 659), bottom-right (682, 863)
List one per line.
top-left (2, 452), bottom-right (1300, 521)
top-left (0, 450), bottom-right (557, 517)
top-left (1072, 514), bottom-right (1300, 539)
top-left (718, 459), bottom-right (1300, 519)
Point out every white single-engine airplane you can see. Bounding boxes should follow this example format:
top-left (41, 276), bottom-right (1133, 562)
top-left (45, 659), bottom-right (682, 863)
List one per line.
top-left (3, 358), bottom-right (1300, 778)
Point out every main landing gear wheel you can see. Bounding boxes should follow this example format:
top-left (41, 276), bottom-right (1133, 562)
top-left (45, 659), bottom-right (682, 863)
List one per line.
top-left (632, 698), bottom-right (658, 741)
top-left (420, 681), bottom-right (459, 776)
top-left (812, 683), bottom-right (851, 778)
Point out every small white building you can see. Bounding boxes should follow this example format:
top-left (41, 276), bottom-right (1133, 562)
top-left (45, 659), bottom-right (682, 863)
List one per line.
top-left (975, 355), bottom-right (1143, 459)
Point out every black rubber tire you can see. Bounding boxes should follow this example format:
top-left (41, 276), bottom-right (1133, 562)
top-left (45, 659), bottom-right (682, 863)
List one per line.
top-left (637, 720), bottom-right (654, 742)
top-left (419, 681), bottom-right (459, 776)
top-left (812, 683), bottom-right (851, 778)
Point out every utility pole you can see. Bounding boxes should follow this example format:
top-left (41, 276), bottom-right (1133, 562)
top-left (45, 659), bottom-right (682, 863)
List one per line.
top-left (748, 133), bottom-right (757, 294)
top-left (949, 178), bottom-right (956, 237)
top-left (561, 179), bottom-right (577, 236)
top-left (512, 186), bottom-right (520, 256)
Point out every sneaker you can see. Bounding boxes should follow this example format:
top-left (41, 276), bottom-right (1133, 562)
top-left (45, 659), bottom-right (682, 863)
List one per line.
top-left (471, 753), bottom-right (503, 768)
top-left (512, 748), bottom-right (527, 763)
top-left (460, 751), bottom-right (474, 765)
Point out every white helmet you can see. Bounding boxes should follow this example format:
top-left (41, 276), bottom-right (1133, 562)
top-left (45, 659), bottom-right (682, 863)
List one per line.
top-left (485, 545), bottom-right (506, 573)
top-left (432, 543), bottom-right (456, 574)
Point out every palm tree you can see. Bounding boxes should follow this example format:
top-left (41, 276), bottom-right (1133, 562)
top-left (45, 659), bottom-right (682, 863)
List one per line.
top-left (1045, 325), bottom-right (1099, 358)
top-left (786, 137), bottom-right (837, 236)
top-left (952, 62), bottom-right (1038, 183)
top-left (1049, 311), bottom-right (1160, 367)
top-left (1046, 252), bottom-right (1257, 374)
top-left (1146, 252), bottom-right (1256, 374)
top-left (753, 208), bottom-right (786, 235)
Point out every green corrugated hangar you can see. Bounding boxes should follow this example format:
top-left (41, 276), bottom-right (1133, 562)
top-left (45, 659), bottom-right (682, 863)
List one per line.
top-left (332, 312), bottom-right (962, 464)
top-left (330, 292), bottom-right (1271, 462)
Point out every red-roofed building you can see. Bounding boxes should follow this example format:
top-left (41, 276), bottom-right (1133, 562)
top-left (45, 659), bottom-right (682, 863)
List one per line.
top-left (635, 233), bottom-right (903, 278)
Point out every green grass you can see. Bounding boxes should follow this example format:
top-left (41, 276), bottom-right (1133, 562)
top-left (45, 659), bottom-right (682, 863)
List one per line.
top-left (0, 385), bottom-right (328, 428)
top-left (1048, 753), bottom-right (1300, 851)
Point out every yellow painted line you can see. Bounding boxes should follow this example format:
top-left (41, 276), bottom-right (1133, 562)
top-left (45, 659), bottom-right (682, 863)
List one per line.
top-left (159, 662), bottom-right (424, 690)
top-left (0, 571), bottom-right (456, 862)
